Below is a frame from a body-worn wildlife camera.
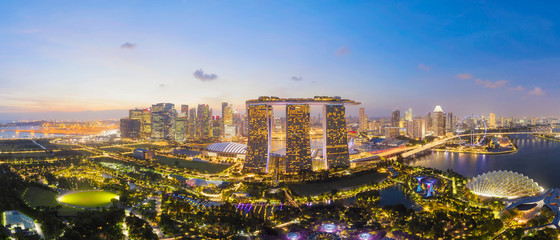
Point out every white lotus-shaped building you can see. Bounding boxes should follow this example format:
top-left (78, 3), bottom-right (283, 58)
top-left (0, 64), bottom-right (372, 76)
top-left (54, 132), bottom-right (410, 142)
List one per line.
top-left (467, 170), bottom-right (544, 199)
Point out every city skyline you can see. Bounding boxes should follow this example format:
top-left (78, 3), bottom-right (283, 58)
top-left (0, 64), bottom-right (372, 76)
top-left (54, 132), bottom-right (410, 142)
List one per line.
top-left (1, 1), bottom-right (560, 121)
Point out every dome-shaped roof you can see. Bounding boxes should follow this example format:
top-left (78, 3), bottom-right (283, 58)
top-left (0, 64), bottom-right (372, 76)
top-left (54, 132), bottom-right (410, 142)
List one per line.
top-left (467, 170), bottom-right (544, 199)
top-left (206, 142), bottom-right (247, 154)
top-left (433, 105), bottom-right (443, 112)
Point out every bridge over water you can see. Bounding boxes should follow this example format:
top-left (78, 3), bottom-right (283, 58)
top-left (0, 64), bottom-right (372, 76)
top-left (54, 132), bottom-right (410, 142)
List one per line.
top-left (400, 132), bottom-right (552, 158)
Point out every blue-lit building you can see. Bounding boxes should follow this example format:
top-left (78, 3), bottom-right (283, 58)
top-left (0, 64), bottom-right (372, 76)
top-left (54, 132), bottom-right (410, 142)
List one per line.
top-left (133, 148), bottom-right (155, 160)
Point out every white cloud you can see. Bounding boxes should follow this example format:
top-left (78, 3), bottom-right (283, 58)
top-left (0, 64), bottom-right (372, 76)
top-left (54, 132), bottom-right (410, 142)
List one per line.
top-left (529, 87), bottom-right (546, 96)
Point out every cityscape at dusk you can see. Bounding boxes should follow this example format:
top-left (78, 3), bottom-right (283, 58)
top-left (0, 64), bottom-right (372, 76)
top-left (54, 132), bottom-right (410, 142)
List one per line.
top-left (1, 1), bottom-right (560, 240)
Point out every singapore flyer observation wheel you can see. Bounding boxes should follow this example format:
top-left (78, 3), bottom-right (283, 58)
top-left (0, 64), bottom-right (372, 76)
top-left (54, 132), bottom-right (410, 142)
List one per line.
top-left (456, 114), bottom-right (487, 146)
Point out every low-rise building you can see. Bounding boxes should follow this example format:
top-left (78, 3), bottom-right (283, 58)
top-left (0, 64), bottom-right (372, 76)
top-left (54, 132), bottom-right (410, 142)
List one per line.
top-left (133, 148), bottom-right (155, 160)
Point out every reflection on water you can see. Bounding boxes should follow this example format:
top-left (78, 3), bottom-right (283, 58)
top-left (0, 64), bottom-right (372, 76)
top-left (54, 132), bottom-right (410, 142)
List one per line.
top-left (409, 135), bottom-right (560, 188)
top-left (378, 185), bottom-right (416, 208)
top-left (0, 126), bottom-right (68, 139)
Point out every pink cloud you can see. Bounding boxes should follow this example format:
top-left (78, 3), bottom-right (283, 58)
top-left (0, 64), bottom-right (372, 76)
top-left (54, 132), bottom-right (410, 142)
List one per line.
top-left (474, 79), bottom-right (508, 89)
top-left (334, 46), bottom-right (350, 56)
top-left (418, 64), bottom-right (430, 71)
top-left (456, 73), bottom-right (473, 80)
top-left (529, 87), bottom-right (546, 96)
top-left (509, 85), bottom-right (525, 91)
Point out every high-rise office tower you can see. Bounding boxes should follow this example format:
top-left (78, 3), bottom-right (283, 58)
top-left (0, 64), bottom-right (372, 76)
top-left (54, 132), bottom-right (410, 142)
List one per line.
top-left (129, 108), bottom-right (151, 138)
top-left (405, 108), bottom-right (412, 121)
top-left (406, 120), bottom-right (414, 136)
top-left (151, 103), bottom-right (176, 139)
top-left (445, 112), bottom-right (454, 132)
top-left (187, 108), bottom-right (197, 139)
top-left (120, 118), bottom-right (141, 139)
top-left (173, 116), bottom-right (187, 142)
top-left (197, 104), bottom-right (212, 139)
top-left (426, 112), bottom-right (432, 132)
top-left (432, 106), bottom-right (445, 137)
top-left (392, 109), bottom-right (400, 127)
top-left (181, 105), bottom-right (189, 116)
top-left (212, 116), bottom-right (221, 137)
top-left (359, 107), bottom-right (367, 132)
top-left (412, 118), bottom-right (426, 139)
top-left (323, 104), bottom-right (349, 169)
top-left (245, 104), bottom-right (273, 173)
top-left (286, 104), bottom-right (312, 173)
top-left (489, 113), bottom-right (496, 128)
top-left (222, 104), bottom-right (235, 138)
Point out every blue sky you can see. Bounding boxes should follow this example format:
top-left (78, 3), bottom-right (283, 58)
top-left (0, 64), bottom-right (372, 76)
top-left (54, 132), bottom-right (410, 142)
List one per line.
top-left (0, 1), bottom-right (559, 120)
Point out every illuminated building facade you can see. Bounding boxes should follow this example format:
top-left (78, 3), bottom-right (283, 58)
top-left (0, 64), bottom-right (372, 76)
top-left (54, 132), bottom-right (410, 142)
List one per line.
top-left (245, 96), bottom-right (359, 173)
top-left (244, 104), bottom-right (273, 173)
top-left (359, 107), bottom-right (367, 132)
top-left (120, 118), bottom-right (140, 139)
top-left (181, 104), bottom-right (189, 115)
top-left (173, 116), bottom-right (187, 142)
top-left (432, 105), bottom-right (445, 137)
top-left (489, 113), bottom-right (496, 128)
top-left (129, 108), bottom-right (151, 138)
top-left (286, 104), bottom-right (312, 173)
top-left (188, 108), bottom-right (197, 138)
top-left (197, 104), bottom-right (212, 139)
top-left (151, 103), bottom-right (176, 140)
top-left (391, 108), bottom-right (400, 127)
top-left (445, 112), bottom-right (454, 132)
top-left (405, 108), bottom-right (412, 121)
top-left (323, 104), bottom-right (349, 169)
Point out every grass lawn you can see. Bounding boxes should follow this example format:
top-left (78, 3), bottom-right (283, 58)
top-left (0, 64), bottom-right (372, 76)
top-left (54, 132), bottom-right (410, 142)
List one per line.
top-left (0, 139), bottom-right (42, 152)
top-left (23, 186), bottom-right (81, 216)
top-left (0, 152), bottom-right (54, 159)
top-left (58, 190), bottom-right (118, 208)
top-left (154, 155), bottom-right (230, 174)
top-left (54, 143), bottom-right (81, 149)
top-left (126, 143), bottom-right (163, 149)
top-left (66, 149), bottom-right (96, 156)
top-left (100, 146), bottom-right (131, 153)
top-left (289, 171), bottom-right (389, 196)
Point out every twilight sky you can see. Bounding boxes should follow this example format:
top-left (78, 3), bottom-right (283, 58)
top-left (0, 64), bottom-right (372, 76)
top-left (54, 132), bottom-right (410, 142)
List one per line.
top-left (1, 1), bottom-right (559, 120)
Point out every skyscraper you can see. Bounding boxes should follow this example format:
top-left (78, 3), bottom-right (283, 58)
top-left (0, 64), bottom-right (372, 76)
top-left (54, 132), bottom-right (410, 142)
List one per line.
top-left (445, 112), bottom-right (454, 132)
top-left (120, 118), bottom-right (141, 139)
top-left (426, 112), bottom-right (432, 132)
top-left (412, 117), bottom-right (426, 139)
top-left (359, 107), bottom-right (367, 132)
top-left (151, 103), bottom-right (176, 139)
top-left (197, 104), bottom-right (212, 139)
top-left (188, 108), bottom-right (197, 139)
top-left (245, 104), bottom-right (273, 173)
top-left (129, 108), bottom-right (152, 139)
top-left (286, 104), bottom-right (312, 173)
top-left (405, 108), bottom-right (412, 121)
top-left (222, 103), bottom-right (234, 138)
top-left (323, 104), bottom-right (349, 169)
top-left (489, 113), bottom-right (496, 128)
top-left (173, 116), bottom-right (187, 142)
top-left (392, 109), bottom-right (400, 127)
top-left (432, 106), bottom-right (445, 137)
top-left (181, 105), bottom-right (189, 115)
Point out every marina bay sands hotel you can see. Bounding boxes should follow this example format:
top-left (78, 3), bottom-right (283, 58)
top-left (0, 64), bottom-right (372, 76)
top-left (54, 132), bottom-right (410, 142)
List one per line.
top-left (244, 96), bottom-right (360, 174)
